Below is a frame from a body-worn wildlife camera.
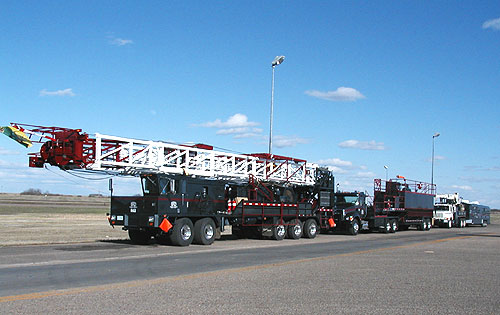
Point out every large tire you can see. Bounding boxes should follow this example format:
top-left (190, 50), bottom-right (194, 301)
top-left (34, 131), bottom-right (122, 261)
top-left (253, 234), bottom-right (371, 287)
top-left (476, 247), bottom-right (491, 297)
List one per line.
top-left (169, 218), bottom-right (194, 246)
top-left (426, 219), bottom-right (432, 230)
top-left (348, 219), bottom-right (360, 236)
top-left (193, 218), bottom-right (216, 245)
top-left (129, 229), bottom-right (151, 245)
top-left (287, 219), bottom-right (303, 239)
top-left (303, 219), bottom-right (318, 239)
top-left (390, 219), bottom-right (398, 233)
top-left (272, 223), bottom-right (286, 241)
top-left (382, 220), bottom-right (391, 233)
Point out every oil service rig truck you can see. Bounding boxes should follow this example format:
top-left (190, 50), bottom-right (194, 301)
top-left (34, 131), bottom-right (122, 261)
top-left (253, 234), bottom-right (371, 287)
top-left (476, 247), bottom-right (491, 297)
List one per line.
top-left (5, 123), bottom-right (339, 246)
top-left (3, 123), bottom-right (436, 246)
top-left (330, 177), bottom-right (435, 235)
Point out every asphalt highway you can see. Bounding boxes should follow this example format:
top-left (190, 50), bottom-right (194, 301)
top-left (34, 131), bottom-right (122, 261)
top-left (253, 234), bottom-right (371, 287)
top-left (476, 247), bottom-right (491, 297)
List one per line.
top-left (1, 225), bottom-right (499, 314)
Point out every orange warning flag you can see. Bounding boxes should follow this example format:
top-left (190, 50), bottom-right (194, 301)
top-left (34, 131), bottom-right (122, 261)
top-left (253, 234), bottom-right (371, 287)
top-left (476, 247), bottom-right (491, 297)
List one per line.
top-left (328, 218), bottom-right (335, 228)
top-left (159, 218), bottom-right (173, 233)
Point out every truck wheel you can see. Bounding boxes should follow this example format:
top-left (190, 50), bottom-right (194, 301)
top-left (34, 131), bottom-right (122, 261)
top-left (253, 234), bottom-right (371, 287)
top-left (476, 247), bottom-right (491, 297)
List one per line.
top-left (390, 220), bottom-right (398, 233)
top-left (193, 218), bottom-right (216, 245)
top-left (303, 219), bottom-right (318, 239)
top-left (382, 220), bottom-right (391, 233)
top-left (481, 220), bottom-right (487, 227)
top-left (129, 229), bottom-right (151, 245)
top-left (169, 218), bottom-right (194, 246)
top-left (349, 219), bottom-right (360, 236)
top-left (418, 221), bottom-right (426, 231)
top-left (272, 223), bottom-right (286, 241)
top-left (287, 219), bottom-right (303, 239)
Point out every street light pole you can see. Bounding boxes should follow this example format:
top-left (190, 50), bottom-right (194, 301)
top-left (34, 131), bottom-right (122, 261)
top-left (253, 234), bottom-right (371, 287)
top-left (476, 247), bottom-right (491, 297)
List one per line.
top-left (268, 55), bottom-right (285, 156)
top-left (384, 165), bottom-right (388, 182)
top-left (431, 132), bottom-right (440, 186)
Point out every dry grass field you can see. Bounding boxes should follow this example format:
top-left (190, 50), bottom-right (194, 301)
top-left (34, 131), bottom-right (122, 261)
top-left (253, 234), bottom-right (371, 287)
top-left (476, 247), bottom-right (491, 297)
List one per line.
top-left (0, 193), bottom-right (498, 246)
top-left (0, 193), bottom-right (125, 246)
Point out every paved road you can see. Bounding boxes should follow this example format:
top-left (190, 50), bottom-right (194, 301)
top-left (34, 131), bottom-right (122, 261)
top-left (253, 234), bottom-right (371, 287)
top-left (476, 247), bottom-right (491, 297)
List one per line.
top-left (1, 225), bottom-right (499, 314)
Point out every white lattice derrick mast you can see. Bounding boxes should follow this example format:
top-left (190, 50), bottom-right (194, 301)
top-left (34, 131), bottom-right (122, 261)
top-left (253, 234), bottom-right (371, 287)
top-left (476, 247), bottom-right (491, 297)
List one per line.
top-left (90, 133), bottom-right (318, 185)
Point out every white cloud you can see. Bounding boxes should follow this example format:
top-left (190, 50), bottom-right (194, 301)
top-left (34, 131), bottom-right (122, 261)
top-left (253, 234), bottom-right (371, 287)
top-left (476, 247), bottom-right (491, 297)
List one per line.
top-left (198, 113), bottom-right (259, 128)
top-left (39, 88), bottom-right (75, 97)
top-left (195, 113), bottom-right (263, 139)
top-left (316, 158), bottom-right (354, 174)
top-left (234, 132), bottom-right (263, 139)
top-left (317, 158), bottom-right (353, 168)
top-left (326, 166), bottom-right (349, 174)
top-left (150, 109), bottom-right (157, 116)
top-left (451, 185), bottom-right (473, 191)
top-left (273, 135), bottom-right (309, 148)
top-left (338, 139), bottom-right (386, 150)
top-left (217, 127), bottom-right (263, 136)
top-left (110, 38), bottom-right (134, 46)
top-left (305, 87), bottom-right (365, 102)
top-left (482, 17), bottom-right (500, 30)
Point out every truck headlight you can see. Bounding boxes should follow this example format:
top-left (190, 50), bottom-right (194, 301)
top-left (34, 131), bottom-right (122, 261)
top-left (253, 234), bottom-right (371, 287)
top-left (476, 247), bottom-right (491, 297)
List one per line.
top-left (148, 216), bottom-right (155, 222)
top-left (110, 215), bottom-right (116, 221)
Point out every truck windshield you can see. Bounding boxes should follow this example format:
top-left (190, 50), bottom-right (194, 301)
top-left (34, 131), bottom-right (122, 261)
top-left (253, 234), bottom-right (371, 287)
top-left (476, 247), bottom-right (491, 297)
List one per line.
top-left (434, 205), bottom-right (449, 211)
top-left (159, 177), bottom-right (176, 195)
top-left (142, 176), bottom-right (159, 196)
top-left (335, 195), bottom-right (359, 207)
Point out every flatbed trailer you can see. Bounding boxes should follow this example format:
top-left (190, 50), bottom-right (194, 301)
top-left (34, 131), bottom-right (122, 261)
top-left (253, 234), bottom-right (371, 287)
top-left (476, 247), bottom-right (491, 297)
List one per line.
top-left (364, 178), bottom-right (436, 232)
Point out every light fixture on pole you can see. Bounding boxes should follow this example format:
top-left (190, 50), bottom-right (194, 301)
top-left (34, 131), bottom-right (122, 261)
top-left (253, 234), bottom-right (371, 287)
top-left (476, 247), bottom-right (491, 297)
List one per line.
top-left (384, 165), bottom-right (388, 181)
top-left (268, 55), bottom-right (285, 156)
top-left (431, 132), bottom-right (440, 186)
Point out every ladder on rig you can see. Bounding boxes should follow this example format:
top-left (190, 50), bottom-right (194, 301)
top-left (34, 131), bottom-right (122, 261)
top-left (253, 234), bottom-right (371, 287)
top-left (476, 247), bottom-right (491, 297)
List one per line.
top-left (92, 133), bottom-right (318, 185)
top-left (8, 123), bottom-right (318, 186)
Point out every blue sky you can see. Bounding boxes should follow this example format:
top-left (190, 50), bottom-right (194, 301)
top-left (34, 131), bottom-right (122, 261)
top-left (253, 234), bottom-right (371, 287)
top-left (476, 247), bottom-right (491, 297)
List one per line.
top-left (1, 1), bottom-right (499, 207)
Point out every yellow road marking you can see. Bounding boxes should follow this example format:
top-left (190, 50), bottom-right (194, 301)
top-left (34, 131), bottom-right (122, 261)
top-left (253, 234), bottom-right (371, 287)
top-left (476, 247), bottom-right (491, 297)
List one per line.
top-left (0, 235), bottom-right (474, 303)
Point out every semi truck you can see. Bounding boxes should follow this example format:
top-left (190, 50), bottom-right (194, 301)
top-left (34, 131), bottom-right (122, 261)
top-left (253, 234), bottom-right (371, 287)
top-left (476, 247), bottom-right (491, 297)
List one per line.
top-left (433, 193), bottom-right (467, 228)
top-left (322, 177), bottom-right (436, 235)
top-left (110, 165), bottom-right (336, 245)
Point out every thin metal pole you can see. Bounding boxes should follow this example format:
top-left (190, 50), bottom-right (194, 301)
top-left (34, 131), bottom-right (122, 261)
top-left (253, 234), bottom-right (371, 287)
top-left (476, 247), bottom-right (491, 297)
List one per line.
top-left (268, 65), bottom-right (275, 156)
top-left (431, 136), bottom-right (435, 186)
